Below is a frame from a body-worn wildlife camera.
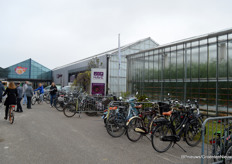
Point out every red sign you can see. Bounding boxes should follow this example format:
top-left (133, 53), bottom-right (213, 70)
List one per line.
top-left (15, 66), bottom-right (27, 75)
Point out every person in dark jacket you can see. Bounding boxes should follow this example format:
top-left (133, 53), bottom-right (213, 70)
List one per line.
top-left (16, 83), bottom-right (23, 112)
top-left (0, 81), bottom-right (5, 103)
top-left (50, 82), bottom-right (57, 107)
top-left (25, 83), bottom-right (33, 109)
top-left (2, 82), bottom-right (18, 120)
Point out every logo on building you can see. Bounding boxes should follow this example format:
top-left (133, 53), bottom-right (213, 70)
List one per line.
top-left (93, 72), bottom-right (104, 79)
top-left (15, 66), bottom-right (27, 75)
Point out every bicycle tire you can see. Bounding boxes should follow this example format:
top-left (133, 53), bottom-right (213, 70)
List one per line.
top-left (54, 102), bottom-right (62, 111)
top-left (185, 117), bottom-right (202, 147)
top-left (9, 108), bottom-right (14, 124)
top-left (32, 97), bottom-right (36, 105)
top-left (126, 117), bottom-right (143, 142)
top-left (151, 124), bottom-right (173, 153)
top-left (63, 104), bottom-right (76, 117)
top-left (106, 115), bottom-right (126, 138)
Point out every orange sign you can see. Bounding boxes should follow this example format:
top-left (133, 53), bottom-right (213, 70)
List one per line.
top-left (15, 66), bottom-right (27, 75)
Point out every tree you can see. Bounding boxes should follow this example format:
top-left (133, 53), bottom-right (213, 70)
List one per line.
top-left (72, 57), bottom-right (103, 93)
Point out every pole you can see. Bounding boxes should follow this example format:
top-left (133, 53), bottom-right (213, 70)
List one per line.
top-left (118, 34), bottom-right (121, 97)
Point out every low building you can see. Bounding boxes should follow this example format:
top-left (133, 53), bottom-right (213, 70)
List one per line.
top-left (52, 37), bottom-right (158, 95)
top-left (0, 58), bottom-right (52, 87)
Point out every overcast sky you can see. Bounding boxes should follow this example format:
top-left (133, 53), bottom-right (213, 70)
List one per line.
top-left (0, 0), bottom-right (232, 69)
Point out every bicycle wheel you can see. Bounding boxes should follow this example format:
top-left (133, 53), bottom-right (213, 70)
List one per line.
top-left (63, 104), bottom-right (76, 117)
top-left (44, 95), bottom-right (50, 104)
top-left (185, 117), bottom-right (202, 147)
top-left (171, 114), bottom-right (183, 130)
top-left (32, 97), bottom-right (36, 105)
top-left (151, 124), bottom-right (173, 153)
top-left (9, 109), bottom-right (14, 124)
top-left (106, 115), bottom-right (126, 137)
top-left (126, 117), bottom-right (143, 142)
top-left (55, 101), bottom-right (63, 112)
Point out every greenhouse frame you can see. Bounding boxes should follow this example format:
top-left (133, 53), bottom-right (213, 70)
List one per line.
top-left (127, 28), bottom-right (232, 116)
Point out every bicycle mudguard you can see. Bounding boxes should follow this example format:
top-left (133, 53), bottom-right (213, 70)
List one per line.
top-left (153, 117), bottom-right (169, 124)
top-left (126, 116), bottom-right (142, 126)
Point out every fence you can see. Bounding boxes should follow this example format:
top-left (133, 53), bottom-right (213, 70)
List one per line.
top-left (201, 116), bottom-right (232, 164)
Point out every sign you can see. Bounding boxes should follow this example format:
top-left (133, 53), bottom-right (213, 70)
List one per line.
top-left (90, 68), bottom-right (106, 96)
top-left (15, 66), bottom-right (27, 75)
top-left (93, 72), bottom-right (104, 80)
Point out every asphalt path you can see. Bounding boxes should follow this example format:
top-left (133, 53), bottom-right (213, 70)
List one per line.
top-left (0, 103), bottom-right (203, 164)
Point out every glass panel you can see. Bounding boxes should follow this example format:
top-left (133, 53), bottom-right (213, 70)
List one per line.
top-left (208, 44), bottom-right (217, 79)
top-left (191, 48), bottom-right (199, 79)
top-left (218, 42), bottom-right (227, 79)
top-left (199, 45), bottom-right (207, 79)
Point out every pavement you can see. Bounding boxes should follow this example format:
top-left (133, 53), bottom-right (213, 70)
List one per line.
top-left (0, 103), bottom-right (203, 164)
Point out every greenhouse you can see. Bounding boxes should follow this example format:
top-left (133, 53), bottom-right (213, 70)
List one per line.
top-left (127, 28), bottom-right (232, 116)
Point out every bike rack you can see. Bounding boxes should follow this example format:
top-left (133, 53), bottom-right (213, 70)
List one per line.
top-left (201, 116), bottom-right (232, 164)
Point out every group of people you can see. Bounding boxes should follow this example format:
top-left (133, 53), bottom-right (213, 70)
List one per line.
top-left (0, 81), bottom-right (58, 120)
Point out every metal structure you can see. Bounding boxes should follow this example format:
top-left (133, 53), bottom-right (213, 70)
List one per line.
top-left (201, 116), bottom-right (232, 164)
top-left (127, 28), bottom-right (232, 116)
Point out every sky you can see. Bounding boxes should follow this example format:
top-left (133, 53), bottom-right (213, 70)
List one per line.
top-left (0, 0), bottom-right (232, 69)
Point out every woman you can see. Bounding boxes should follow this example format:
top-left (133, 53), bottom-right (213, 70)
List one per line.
top-left (34, 83), bottom-right (44, 102)
top-left (50, 82), bottom-right (57, 107)
top-left (2, 82), bottom-right (18, 120)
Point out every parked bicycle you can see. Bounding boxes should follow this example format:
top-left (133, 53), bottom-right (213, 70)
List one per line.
top-left (151, 101), bottom-right (202, 153)
top-left (32, 90), bottom-right (42, 105)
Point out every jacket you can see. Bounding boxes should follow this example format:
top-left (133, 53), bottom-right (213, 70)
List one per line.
top-left (3, 88), bottom-right (18, 106)
top-left (22, 84), bottom-right (28, 95)
top-left (25, 86), bottom-right (33, 97)
top-left (17, 86), bottom-right (23, 98)
top-left (34, 86), bottom-right (44, 94)
top-left (0, 81), bottom-right (5, 98)
top-left (50, 85), bottom-right (57, 95)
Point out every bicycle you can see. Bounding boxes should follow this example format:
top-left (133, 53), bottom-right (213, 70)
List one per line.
top-left (209, 126), bottom-right (232, 163)
top-left (126, 102), bottom-right (159, 142)
top-left (63, 92), bottom-right (96, 117)
top-left (151, 104), bottom-right (202, 153)
top-left (8, 105), bottom-right (15, 124)
top-left (105, 97), bottom-right (140, 138)
top-left (32, 91), bottom-right (42, 105)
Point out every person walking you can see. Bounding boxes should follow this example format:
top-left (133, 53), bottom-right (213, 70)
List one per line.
top-left (2, 82), bottom-right (18, 120)
top-left (25, 82), bottom-right (33, 109)
top-left (50, 82), bottom-right (57, 107)
top-left (16, 83), bottom-right (23, 112)
top-left (22, 81), bottom-right (28, 105)
top-left (34, 83), bottom-right (44, 103)
top-left (0, 81), bottom-right (5, 103)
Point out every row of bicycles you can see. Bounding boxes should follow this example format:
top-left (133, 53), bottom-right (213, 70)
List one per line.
top-left (104, 94), bottom-right (203, 153)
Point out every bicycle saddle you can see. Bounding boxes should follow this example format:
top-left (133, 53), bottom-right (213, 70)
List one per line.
top-left (135, 105), bottom-right (142, 109)
top-left (162, 110), bottom-right (172, 116)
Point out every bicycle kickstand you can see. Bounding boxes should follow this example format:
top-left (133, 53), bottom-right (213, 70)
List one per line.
top-left (173, 143), bottom-right (187, 153)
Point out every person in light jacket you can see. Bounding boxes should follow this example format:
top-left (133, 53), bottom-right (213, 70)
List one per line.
top-left (16, 83), bottom-right (23, 112)
top-left (22, 81), bottom-right (28, 105)
top-left (25, 83), bottom-right (33, 109)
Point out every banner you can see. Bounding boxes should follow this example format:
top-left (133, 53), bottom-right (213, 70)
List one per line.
top-left (90, 68), bottom-right (106, 96)
top-left (15, 66), bottom-right (27, 75)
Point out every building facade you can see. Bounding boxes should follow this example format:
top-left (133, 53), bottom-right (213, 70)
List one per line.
top-left (53, 38), bottom-right (158, 95)
top-left (127, 29), bottom-right (232, 116)
top-left (0, 58), bottom-right (52, 86)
